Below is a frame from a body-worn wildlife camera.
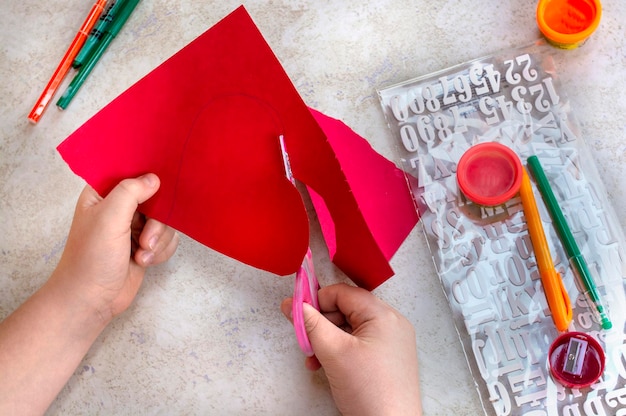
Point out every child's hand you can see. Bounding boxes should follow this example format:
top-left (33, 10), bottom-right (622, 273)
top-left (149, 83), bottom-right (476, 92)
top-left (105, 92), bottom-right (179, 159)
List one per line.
top-left (50, 173), bottom-right (179, 323)
top-left (0, 174), bottom-right (179, 415)
top-left (281, 283), bottom-right (422, 416)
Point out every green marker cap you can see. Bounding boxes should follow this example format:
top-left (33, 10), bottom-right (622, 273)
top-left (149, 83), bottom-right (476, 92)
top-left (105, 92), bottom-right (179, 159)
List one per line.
top-left (108, 0), bottom-right (140, 37)
top-left (73, 0), bottom-right (128, 68)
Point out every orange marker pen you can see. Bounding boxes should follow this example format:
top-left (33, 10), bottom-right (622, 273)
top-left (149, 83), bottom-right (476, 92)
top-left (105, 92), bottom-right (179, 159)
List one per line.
top-left (28, 0), bottom-right (107, 123)
top-left (520, 169), bottom-right (573, 332)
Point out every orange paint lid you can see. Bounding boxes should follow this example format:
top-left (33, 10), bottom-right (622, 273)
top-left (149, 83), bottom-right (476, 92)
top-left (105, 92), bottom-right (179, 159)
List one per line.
top-left (537, 0), bottom-right (602, 48)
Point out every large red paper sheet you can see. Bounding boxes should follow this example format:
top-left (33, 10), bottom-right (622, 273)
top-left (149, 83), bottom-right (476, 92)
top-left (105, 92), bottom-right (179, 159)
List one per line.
top-left (58, 6), bottom-right (312, 276)
top-left (57, 6), bottom-right (418, 289)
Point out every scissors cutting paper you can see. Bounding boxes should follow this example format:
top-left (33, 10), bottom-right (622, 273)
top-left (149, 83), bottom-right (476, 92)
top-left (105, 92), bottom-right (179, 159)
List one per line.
top-left (279, 135), bottom-right (320, 356)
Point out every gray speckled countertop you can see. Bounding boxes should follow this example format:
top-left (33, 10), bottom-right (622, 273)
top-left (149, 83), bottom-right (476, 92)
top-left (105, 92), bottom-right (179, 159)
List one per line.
top-left (1, 1), bottom-right (624, 415)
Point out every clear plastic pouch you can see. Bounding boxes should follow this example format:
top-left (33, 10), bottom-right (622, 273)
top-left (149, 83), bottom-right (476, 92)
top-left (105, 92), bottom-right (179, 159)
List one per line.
top-left (378, 42), bottom-right (626, 415)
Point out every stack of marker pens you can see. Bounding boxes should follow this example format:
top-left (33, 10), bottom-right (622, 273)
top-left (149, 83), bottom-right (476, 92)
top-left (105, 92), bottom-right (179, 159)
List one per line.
top-left (28, 0), bottom-right (141, 123)
top-left (28, 0), bottom-right (107, 123)
top-left (57, 0), bottom-right (141, 109)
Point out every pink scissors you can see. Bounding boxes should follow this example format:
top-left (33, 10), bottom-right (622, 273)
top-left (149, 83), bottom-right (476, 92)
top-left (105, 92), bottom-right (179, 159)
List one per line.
top-left (279, 135), bottom-right (320, 356)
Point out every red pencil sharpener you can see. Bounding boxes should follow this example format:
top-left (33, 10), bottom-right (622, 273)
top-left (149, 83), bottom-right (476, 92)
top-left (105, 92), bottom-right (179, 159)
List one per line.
top-left (548, 332), bottom-right (605, 389)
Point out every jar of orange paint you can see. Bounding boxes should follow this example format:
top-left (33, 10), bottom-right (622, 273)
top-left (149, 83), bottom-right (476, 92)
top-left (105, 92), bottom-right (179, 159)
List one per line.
top-left (536, 0), bottom-right (602, 49)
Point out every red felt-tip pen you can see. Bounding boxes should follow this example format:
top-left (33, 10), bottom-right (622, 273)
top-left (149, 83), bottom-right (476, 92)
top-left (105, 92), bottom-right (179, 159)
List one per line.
top-left (28, 0), bottom-right (107, 124)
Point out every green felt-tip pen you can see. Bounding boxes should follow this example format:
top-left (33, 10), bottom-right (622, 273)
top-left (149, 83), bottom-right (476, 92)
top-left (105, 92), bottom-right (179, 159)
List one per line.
top-left (73, 0), bottom-right (125, 69)
top-left (527, 155), bottom-right (612, 330)
top-left (58, 0), bottom-right (141, 109)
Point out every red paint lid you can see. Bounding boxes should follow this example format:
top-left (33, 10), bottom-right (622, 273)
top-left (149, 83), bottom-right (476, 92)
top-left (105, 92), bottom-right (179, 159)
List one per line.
top-left (456, 142), bottom-right (523, 206)
top-left (549, 332), bottom-right (605, 389)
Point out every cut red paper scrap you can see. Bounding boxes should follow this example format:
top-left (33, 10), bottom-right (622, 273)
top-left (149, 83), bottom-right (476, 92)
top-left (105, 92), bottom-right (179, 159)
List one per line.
top-left (307, 108), bottom-right (419, 289)
top-left (56, 5), bottom-right (419, 290)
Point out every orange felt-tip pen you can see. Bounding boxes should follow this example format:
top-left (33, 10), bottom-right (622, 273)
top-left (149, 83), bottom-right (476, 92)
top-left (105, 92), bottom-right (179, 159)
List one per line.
top-left (28, 0), bottom-right (107, 124)
top-left (520, 168), bottom-right (573, 332)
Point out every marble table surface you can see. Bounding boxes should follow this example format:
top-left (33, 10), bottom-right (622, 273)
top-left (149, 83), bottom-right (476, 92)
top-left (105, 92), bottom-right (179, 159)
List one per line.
top-left (1, 1), bottom-right (624, 414)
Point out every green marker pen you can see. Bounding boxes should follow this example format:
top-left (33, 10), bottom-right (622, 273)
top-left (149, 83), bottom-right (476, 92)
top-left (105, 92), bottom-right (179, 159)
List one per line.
top-left (58, 0), bottom-right (141, 109)
top-left (527, 155), bottom-right (612, 330)
top-left (73, 0), bottom-right (126, 69)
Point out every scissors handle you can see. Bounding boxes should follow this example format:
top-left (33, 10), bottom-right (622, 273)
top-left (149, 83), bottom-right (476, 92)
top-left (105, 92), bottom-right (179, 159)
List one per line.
top-left (292, 248), bottom-right (320, 356)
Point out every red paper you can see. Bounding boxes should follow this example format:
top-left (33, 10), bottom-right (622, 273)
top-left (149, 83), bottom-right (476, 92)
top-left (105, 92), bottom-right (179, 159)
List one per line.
top-left (308, 109), bottom-right (419, 289)
top-left (57, 6), bottom-right (418, 289)
top-left (58, 6), bottom-right (312, 276)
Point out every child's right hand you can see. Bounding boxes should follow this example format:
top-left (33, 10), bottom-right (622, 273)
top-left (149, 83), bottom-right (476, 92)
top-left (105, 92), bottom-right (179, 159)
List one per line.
top-left (281, 283), bottom-right (422, 416)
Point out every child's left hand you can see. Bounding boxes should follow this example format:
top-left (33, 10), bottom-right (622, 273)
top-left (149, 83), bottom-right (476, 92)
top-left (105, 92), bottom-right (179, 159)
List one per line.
top-left (51, 173), bottom-right (179, 323)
